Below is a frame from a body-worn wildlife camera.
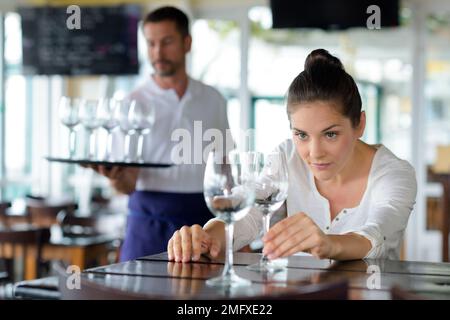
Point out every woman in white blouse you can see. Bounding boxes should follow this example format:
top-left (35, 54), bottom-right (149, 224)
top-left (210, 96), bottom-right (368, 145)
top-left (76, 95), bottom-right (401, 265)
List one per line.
top-left (167, 49), bottom-right (417, 262)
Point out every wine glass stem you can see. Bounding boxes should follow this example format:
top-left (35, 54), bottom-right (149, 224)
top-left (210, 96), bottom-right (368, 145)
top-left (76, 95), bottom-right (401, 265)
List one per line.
top-left (136, 133), bottom-right (144, 162)
top-left (124, 133), bottom-right (132, 162)
top-left (69, 128), bottom-right (76, 158)
top-left (261, 209), bottom-right (271, 263)
top-left (222, 222), bottom-right (235, 277)
top-left (88, 130), bottom-right (96, 159)
top-left (105, 131), bottom-right (113, 160)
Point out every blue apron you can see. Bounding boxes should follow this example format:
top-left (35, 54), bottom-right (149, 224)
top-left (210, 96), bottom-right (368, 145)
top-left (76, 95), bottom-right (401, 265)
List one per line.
top-left (119, 191), bottom-right (213, 262)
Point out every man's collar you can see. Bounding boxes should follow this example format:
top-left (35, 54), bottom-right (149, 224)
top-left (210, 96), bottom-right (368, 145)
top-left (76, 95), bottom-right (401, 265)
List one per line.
top-left (148, 74), bottom-right (198, 99)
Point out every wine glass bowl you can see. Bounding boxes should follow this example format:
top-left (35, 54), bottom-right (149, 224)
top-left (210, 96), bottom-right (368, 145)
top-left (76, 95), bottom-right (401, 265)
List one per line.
top-left (98, 98), bottom-right (120, 161)
top-left (117, 99), bottom-right (135, 162)
top-left (79, 99), bottom-right (102, 160)
top-left (59, 96), bottom-right (82, 159)
top-left (127, 99), bottom-right (155, 163)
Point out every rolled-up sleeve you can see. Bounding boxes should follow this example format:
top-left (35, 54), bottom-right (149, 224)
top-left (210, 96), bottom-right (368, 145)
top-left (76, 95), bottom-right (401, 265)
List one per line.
top-left (348, 162), bottom-right (417, 259)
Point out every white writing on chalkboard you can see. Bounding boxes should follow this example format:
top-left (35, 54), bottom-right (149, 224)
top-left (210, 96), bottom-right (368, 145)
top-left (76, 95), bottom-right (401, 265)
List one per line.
top-left (66, 5), bottom-right (81, 30)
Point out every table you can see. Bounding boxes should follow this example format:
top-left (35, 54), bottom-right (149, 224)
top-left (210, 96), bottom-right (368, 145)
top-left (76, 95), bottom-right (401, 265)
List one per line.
top-left (77, 252), bottom-right (450, 300)
top-left (0, 224), bottom-right (118, 280)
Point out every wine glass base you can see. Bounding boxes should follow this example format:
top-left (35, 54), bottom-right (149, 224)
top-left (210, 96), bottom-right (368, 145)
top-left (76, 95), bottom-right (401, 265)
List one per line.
top-left (246, 258), bottom-right (288, 273)
top-left (206, 272), bottom-right (251, 288)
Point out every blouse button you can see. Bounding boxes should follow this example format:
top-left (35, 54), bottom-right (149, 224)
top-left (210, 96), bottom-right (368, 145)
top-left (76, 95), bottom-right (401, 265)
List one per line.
top-left (343, 210), bottom-right (347, 214)
top-left (335, 218), bottom-right (339, 221)
top-left (326, 226), bottom-right (330, 230)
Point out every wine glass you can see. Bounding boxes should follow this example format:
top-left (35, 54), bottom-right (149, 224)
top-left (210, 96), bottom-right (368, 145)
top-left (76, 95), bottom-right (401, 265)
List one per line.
top-left (118, 99), bottom-right (136, 162)
top-left (128, 99), bottom-right (155, 163)
top-left (59, 96), bottom-right (81, 159)
top-left (98, 98), bottom-right (120, 161)
top-left (246, 151), bottom-right (289, 272)
top-left (79, 99), bottom-right (102, 160)
top-left (203, 149), bottom-right (257, 287)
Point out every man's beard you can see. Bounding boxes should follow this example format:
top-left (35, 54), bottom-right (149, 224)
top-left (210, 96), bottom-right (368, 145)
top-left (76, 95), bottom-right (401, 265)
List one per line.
top-left (152, 60), bottom-right (177, 77)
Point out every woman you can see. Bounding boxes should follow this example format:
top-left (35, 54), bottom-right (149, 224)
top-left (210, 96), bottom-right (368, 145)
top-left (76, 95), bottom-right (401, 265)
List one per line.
top-left (167, 49), bottom-right (417, 262)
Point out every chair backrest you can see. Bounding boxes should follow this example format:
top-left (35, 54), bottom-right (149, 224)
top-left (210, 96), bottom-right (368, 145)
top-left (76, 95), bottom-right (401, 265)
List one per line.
top-left (56, 212), bottom-right (99, 237)
top-left (0, 202), bottom-right (12, 226)
top-left (57, 212), bottom-right (97, 228)
top-left (26, 199), bottom-right (77, 228)
top-left (0, 226), bottom-right (51, 280)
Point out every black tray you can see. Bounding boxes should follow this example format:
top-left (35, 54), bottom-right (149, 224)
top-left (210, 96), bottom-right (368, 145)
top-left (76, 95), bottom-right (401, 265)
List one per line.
top-left (45, 157), bottom-right (173, 168)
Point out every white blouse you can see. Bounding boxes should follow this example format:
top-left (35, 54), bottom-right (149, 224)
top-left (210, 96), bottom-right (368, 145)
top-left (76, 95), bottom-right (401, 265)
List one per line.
top-left (205, 139), bottom-right (417, 260)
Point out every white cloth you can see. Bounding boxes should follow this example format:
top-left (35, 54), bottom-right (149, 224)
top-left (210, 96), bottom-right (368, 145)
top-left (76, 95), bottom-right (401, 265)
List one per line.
top-left (120, 76), bottom-right (231, 193)
top-left (205, 139), bottom-right (417, 260)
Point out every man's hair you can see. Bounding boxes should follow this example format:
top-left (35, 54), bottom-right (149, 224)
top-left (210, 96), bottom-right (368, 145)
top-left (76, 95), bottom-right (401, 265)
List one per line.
top-left (143, 6), bottom-right (190, 37)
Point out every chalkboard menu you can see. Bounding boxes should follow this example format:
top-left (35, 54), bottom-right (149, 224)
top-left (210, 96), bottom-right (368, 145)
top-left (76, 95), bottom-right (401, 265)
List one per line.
top-left (19, 5), bottom-right (140, 75)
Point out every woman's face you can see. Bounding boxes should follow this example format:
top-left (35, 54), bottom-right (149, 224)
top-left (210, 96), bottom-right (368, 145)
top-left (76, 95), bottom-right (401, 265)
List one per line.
top-left (290, 100), bottom-right (364, 182)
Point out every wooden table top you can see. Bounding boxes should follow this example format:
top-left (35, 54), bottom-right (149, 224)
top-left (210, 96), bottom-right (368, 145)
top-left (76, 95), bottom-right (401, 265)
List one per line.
top-left (81, 252), bottom-right (450, 300)
top-left (0, 223), bottom-right (118, 247)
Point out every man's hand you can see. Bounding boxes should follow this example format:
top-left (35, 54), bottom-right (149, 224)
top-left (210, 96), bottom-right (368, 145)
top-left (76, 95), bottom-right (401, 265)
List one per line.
top-left (84, 164), bottom-right (139, 195)
top-left (93, 165), bottom-right (124, 180)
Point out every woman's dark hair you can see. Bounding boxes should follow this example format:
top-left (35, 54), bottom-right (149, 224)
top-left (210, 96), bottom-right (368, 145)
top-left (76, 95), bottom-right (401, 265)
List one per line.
top-left (143, 6), bottom-right (190, 37)
top-left (287, 49), bottom-right (362, 127)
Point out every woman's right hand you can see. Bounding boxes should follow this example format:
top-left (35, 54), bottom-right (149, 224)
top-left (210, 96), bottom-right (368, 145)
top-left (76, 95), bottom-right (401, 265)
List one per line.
top-left (167, 224), bottom-right (222, 262)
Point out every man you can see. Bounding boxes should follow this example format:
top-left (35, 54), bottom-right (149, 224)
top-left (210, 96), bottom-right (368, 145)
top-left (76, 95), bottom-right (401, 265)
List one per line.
top-left (93, 6), bottom-right (231, 261)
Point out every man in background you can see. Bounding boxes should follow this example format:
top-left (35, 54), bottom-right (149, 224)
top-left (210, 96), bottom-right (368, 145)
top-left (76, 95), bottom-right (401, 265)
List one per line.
top-left (93, 6), bottom-right (231, 261)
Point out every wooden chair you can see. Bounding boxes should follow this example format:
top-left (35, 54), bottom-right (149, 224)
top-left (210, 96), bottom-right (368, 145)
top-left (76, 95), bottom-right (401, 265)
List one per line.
top-left (0, 226), bottom-right (51, 281)
top-left (56, 212), bottom-right (99, 237)
top-left (0, 202), bottom-right (13, 281)
top-left (56, 212), bottom-right (121, 265)
top-left (26, 197), bottom-right (77, 228)
top-left (0, 201), bottom-right (12, 227)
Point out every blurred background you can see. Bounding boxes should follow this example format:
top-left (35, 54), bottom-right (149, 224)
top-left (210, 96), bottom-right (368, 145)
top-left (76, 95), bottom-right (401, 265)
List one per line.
top-left (0, 0), bottom-right (449, 266)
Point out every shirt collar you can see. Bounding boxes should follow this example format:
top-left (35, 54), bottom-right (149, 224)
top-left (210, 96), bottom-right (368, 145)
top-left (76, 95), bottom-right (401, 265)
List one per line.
top-left (147, 74), bottom-right (197, 101)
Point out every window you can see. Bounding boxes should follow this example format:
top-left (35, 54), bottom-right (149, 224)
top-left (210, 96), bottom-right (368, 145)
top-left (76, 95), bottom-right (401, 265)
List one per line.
top-left (2, 12), bottom-right (32, 200)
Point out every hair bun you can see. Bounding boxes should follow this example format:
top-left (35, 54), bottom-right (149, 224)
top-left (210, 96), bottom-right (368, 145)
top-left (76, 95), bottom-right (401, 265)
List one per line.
top-left (304, 49), bottom-right (344, 71)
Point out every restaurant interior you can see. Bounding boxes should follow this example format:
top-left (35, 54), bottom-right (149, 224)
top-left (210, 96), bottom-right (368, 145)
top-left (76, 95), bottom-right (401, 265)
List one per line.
top-left (0, 0), bottom-right (450, 302)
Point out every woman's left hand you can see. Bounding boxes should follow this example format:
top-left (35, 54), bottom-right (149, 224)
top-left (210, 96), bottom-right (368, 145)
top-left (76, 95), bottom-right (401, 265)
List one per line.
top-left (262, 212), bottom-right (336, 260)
